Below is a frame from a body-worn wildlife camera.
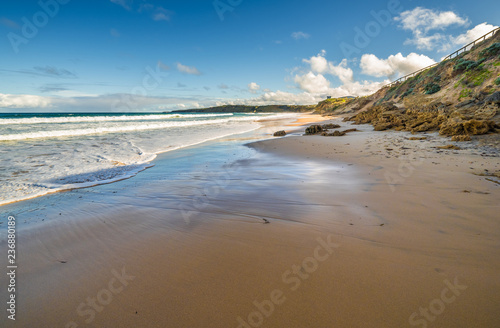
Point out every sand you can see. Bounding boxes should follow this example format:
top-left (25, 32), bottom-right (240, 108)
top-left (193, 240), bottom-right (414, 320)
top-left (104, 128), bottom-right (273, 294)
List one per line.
top-left (1, 114), bottom-right (499, 327)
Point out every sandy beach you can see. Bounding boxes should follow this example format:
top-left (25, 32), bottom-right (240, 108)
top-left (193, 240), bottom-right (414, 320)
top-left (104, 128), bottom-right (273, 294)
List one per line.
top-left (1, 115), bottom-right (499, 328)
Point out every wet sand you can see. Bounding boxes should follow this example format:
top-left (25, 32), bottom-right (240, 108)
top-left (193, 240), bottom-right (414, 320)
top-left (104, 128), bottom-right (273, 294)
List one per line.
top-left (1, 115), bottom-right (499, 327)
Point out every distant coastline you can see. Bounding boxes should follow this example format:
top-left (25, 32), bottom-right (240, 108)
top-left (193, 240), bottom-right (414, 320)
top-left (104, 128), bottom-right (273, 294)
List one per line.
top-left (169, 104), bottom-right (315, 114)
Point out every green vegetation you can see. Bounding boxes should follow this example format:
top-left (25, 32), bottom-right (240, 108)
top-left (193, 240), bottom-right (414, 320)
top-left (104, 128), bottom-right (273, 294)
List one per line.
top-left (314, 97), bottom-right (355, 114)
top-left (495, 77), bottom-right (500, 85)
top-left (479, 42), bottom-right (500, 57)
top-left (464, 69), bottom-right (492, 87)
top-left (459, 88), bottom-right (473, 99)
top-left (401, 88), bottom-right (414, 98)
top-left (424, 82), bottom-right (441, 94)
top-left (453, 58), bottom-right (486, 72)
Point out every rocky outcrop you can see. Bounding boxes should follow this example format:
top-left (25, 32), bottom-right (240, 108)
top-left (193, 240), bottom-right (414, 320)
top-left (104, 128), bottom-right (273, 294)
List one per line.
top-left (305, 125), bottom-right (323, 135)
top-left (273, 130), bottom-right (286, 137)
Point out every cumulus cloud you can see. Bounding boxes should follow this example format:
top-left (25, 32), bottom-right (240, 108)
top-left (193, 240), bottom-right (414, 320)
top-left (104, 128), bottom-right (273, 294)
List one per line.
top-left (291, 31), bottom-right (310, 40)
top-left (292, 50), bottom-right (389, 98)
top-left (176, 63), bottom-right (201, 75)
top-left (360, 53), bottom-right (436, 78)
top-left (302, 51), bottom-right (353, 84)
top-left (248, 82), bottom-right (261, 93)
top-left (396, 7), bottom-right (468, 32)
top-left (395, 7), bottom-right (469, 50)
top-left (0, 92), bottom-right (208, 112)
top-left (451, 22), bottom-right (499, 47)
top-left (294, 72), bottom-right (331, 94)
top-left (0, 93), bottom-right (51, 109)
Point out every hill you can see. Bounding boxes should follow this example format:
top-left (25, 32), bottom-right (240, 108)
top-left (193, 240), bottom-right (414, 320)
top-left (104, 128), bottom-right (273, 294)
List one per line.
top-left (169, 104), bottom-right (314, 114)
top-left (318, 29), bottom-right (500, 139)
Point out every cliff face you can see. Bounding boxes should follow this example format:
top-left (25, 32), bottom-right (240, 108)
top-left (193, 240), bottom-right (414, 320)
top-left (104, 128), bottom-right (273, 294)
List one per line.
top-left (318, 30), bottom-right (500, 138)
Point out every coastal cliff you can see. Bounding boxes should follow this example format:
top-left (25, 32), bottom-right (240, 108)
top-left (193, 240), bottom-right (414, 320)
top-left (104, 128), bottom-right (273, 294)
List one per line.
top-left (317, 30), bottom-right (500, 140)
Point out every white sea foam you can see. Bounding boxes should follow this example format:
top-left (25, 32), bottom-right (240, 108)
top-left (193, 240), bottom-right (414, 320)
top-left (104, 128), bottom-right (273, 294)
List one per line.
top-left (0, 113), bottom-right (234, 125)
top-left (0, 116), bottom-right (266, 141)
top-left (0, 112), bottom-right (298, 206)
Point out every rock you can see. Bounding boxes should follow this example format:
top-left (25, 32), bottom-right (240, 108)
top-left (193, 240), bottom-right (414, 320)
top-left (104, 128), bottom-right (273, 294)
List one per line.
top-left (439, 118), bottom-right (495, 136)
top-left (408, 136), bottom-right (427, 140)
top-left (373, 122), bottom-right (393, 131)
top-left (455, 99), bottom-right (476, 108)
top-left (342, 128), bottom-right (358, 133)
top-left (305, 125), bottom-right (323, 135)
top-left (273, 130), bottom-right (286, 137)
top-left (474, 105), bottom-right (497, 120)
top-left (322, 130), bottom-right (346, 136)
top-left (451, 135), bottom-right (471, 141)
top-left (437, 145), bottom-right (461, 150)
top-left (322, 123), bottom-right (341, 129)
top-left (484, 91), bottom-right (500, 105)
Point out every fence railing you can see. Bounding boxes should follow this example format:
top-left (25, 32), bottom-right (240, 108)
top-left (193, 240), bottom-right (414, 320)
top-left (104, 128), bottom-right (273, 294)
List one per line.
top-left (385, 27), bottom-right (499, 88)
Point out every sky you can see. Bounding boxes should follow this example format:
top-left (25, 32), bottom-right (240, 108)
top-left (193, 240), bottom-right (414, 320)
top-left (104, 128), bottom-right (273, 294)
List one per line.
top-left (0, 0), bottom-right (498, 112)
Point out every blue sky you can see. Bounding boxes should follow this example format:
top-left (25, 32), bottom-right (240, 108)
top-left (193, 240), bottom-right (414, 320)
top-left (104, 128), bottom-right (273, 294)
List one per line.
top-left (0, 0), bottom-right (498, 112)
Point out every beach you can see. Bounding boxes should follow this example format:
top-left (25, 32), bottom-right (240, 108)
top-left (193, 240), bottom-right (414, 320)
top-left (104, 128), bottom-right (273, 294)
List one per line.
top-left (1, 114), bottom-right (499, 327)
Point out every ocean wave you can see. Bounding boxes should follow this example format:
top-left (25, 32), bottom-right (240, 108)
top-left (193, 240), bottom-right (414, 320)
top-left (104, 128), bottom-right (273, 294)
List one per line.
top-left (0, 113), bottom-right (234, 125)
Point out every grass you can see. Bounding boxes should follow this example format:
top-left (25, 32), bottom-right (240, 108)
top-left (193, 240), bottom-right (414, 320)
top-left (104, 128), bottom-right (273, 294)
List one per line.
top-left (459, 88), bottom-right (473, 100)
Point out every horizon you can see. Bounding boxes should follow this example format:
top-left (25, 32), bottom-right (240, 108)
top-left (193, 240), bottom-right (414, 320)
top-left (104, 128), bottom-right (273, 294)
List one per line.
top-left (0, 0), bottom-right (499, 113)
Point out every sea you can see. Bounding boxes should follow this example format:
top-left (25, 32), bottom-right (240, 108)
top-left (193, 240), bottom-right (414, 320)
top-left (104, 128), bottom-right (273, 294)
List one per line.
top-left (0, 112), bottom-right (296, 206)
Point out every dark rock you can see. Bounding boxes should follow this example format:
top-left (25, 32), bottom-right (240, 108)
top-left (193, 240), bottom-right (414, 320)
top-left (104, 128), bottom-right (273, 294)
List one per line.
top-left (305, 125), bottom-right (323, 135)
top-left (484, 91), bottom-right (500, 105)
top-left (455, 99), bottom-right (476, 108)
top-left (273, 130), bottom-right (286, 137)
top-left (322, 123), bottom-right (341, 129)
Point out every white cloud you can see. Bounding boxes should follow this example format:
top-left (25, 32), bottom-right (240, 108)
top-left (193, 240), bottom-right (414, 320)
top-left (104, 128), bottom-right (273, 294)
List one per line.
top-left (0, 93), bottom-right (51, 109)
top-left (294, 72), bottom-right (331, 94)
top-left (360, 52), bottom-right (436, 78)
top-left (303, 51), bottom-right (353, 84)
top-left (176, 63), bottom-right (201, 75)
top-left (293, 50), bottom-right (389, 98)
top-left (248, 82), bottom-right (261, 93)
top-left (451, 22), bottom-right (499, 47)
top-left (395, 7), bottom-right (469, 50)
top-left (291, 31), bottom-right (310, 40)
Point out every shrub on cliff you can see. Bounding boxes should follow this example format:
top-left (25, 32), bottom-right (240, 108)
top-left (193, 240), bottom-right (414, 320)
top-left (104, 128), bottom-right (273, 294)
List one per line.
top-left (424, 82), bottom-right (441, 94)
top-left (480, 42), bottom-right (500, 57)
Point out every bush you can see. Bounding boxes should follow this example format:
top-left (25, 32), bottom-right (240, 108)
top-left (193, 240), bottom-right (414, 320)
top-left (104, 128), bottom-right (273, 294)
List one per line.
top-left (424, 83), bottom-right (441, 94)
top-left (453, 58), bottom-right (486, 72)
top-left (495, 77), bottom-right (500, 85)
top-left (401, 88), bottom-right (414, 98)
top-left (480, 43), bottom-right (500, 57)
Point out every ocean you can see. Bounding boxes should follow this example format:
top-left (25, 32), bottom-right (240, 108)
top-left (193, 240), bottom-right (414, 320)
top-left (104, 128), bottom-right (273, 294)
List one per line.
top-left (0, 112), bottom-right (295, 206)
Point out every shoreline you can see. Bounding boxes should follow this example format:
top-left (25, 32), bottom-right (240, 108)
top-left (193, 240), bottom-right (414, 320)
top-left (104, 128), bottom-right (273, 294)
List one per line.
top-left (1, 114), bottom-right (499, 327)
top-left (0, 113), bottom-right (312, 209)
